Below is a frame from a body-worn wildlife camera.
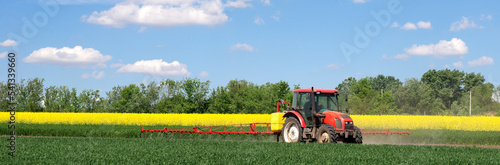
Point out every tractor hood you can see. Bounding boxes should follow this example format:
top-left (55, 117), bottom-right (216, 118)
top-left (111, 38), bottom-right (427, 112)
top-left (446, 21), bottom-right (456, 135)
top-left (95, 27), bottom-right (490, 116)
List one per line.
top-left (322, 111), bottom-right (353, 131)
top-left (323, 111), bottom-right (353, 121)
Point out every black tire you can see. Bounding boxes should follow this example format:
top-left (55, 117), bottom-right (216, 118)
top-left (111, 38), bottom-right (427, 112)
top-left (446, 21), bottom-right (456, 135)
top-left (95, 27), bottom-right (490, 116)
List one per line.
top-left (283, 117), bottom-right (303, 143)
top-left (343, 126), bottom-right (363, 144)
top-left (353, 126), bottom-right (363, 144)
top-left (316, 124), bottom-right (338, 143)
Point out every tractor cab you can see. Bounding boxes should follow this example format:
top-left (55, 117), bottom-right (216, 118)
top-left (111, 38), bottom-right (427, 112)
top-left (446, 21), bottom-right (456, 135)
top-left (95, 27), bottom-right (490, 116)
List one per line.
top-left (291, 88), bottom-right (343, 126)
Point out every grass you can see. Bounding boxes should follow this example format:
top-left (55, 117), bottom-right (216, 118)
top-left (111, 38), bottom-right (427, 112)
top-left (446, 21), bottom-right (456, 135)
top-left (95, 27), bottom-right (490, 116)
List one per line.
top-left (2, 123), bottom-right (500, 145)
top-left (1, 137), bottom-right (499, 164)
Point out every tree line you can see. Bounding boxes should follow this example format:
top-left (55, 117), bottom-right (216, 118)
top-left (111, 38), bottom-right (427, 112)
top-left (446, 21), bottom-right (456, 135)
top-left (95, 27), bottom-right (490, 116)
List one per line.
top-left (337, 69), bottom-right (500, 116)
top-left (1, 69), bottom-right (499, 116)
top-left (0, 78), bottom-right (294, 114)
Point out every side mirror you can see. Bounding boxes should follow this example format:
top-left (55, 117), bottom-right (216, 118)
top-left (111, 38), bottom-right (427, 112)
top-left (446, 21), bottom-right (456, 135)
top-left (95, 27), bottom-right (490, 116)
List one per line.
top-left (345, 107), bottom-right (349, 113)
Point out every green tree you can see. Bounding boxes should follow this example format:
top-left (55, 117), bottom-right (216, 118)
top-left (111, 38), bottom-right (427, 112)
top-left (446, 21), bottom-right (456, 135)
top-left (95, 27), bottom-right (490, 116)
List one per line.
top-left (350, 78), bottom-right (376, 114)
top-left (181, 78), bottom-right (211, 113)
top-left (463, 72), bottom-right (485, 91)
top-left (79, 89), bottom-right (102, 112)
top-left (22, 78), bottom-right (45, 112)
top-left (421, 69), bottom-right (465, 111)
top-left (369, 75), bottom-right (402, 92)
top-left (118, 84), bottom-right (141, 113)
top-left (44, 86), bottom-right (59, 112)
top-left (70, 88), bottom-right (79, 112)
top-left (157, 79), bottom-right (184, 113)
top-left (393, 78), bottom-right (445, 115)
top-left (139, 82), bottom-right (161, 113)
top-left (0, 82), bottom-right (9, 112)
top-left (371, 91), bottom-right (399, 115)
top-left (207, 86), bottom-right (231, 113)
top-left (58, 86), bottom-right (72, 112)
top-left (336, 77), bottom-right (357, 95)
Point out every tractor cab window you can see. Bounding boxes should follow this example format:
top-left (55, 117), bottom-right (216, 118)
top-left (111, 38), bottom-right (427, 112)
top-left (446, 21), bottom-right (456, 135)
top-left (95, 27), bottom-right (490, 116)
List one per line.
top-left (316, 94), bottom-right (339, 112)
top-left (293, 92), bottom-right (339, 112)
top-left (293, 93), bottom-right (312, 110)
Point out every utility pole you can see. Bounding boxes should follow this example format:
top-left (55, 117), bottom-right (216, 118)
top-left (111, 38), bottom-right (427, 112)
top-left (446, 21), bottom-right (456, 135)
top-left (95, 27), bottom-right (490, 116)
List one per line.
top-left (469, 90), bottom-right (472, 117)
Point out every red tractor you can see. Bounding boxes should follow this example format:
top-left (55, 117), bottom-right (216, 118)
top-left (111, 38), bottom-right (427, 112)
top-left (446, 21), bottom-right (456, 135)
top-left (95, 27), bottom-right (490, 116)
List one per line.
top-left (281, 87), bottom-right (362, 143)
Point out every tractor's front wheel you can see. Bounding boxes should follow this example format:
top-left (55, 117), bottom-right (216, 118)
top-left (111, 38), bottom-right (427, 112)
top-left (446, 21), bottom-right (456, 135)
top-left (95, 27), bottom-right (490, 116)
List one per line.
top-left (316, 124), bottom-right (338, 143)
top-left (353, 126), bottom-right (363, 144)
top-left (343, 126), bottom-right (363, 144)
top-left (283, 117), bottom-right (303, 143)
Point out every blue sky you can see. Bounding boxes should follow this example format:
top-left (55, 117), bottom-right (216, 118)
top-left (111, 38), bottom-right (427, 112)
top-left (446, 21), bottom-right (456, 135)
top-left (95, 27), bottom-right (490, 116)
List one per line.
top-left (0, 0), bottom-right (499, 94)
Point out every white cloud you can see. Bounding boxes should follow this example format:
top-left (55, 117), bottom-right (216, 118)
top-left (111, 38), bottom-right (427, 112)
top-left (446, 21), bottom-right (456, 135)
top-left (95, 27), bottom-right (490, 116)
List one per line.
top-left (271, 16), bottom-right (279, 21)
top-left (80, 15), bottom-right (88, 22)
top-left (480, 14), bottom-right (493, 21)
top-left (486, 15), bottom-right (493, 20)
top-left (401, 22), bottom-right (417, 30)
top-left (468, 56), bottom-right (494, 67)
top-left (85, 0), bottom-right (228, 28)
top-left (261, 0), bottom-right (270, 5)
top-left (393, 54), bottom-right (410, 60)
top-left (110, 63), bottom-right (125, 68)
top-left (352, 0), bottom-right (370, 3)
top-left (429, 63), bottom-right (435, 68)
top-left (417, 21), bottom-right (432, 29)
top-left (397, 21), bottom-right (431, 30)
top-left (325, 64), bottom-right (344, 70)
top-left (270, 10), bottom-right (280, 21)
top-left (81, 71), bottom-right (105, 79)
top-left (450, 17), bottom-right (483, 32)
top-left (404, 38), bottom-right (468, 58)
top-left (390, 22), bottom-right (399, 28)
top-left (81, 73), bottom-right (91, 79)
top-left (225, 0), bottom-right (252, 8)
top-left (24, 46), bottom-right (112, 67)
top-left (117, 59), bottom-right (190, 77)
top-left (92, 71), bottom-right (105, 79)
top-left (453, 61), bottom-right (464, 68)
top-left (231, 43), bottom-right (254, 52)
top-left (0, 39), bottom-right (18, 47)
top-left (138, 26), bottom-right (147, 32)
top-left (199, 71), bottom-right (209, 78)
top-left (382, 53), bottom-right (409, 61)
top-left (56, 0), bottom-right (122, 5)
top-left (0, 51), bottom-right (8, 58)
top-left (254, 16), bottom-right (264, 25)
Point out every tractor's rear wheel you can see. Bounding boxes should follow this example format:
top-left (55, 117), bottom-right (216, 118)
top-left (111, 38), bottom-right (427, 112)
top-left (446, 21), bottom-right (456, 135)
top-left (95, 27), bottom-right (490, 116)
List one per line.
top-left (283, 117), bottom-right (303, 143)
top-left (316, 124), bottom-right (338, 143)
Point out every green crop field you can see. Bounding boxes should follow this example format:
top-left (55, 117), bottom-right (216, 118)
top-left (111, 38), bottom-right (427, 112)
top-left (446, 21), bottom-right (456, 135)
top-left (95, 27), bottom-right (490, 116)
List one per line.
top-left (2, 137), bottom-right (499, 164)
top-left (2, 123), bottom-right (500, 145)
top-left (2, 123), bottom-right (500, 164)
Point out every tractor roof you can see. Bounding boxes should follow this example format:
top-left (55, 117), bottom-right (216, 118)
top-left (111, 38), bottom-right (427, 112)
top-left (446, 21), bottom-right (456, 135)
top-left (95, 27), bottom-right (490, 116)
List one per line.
top-left (293, 88), bottom-right (338, 94)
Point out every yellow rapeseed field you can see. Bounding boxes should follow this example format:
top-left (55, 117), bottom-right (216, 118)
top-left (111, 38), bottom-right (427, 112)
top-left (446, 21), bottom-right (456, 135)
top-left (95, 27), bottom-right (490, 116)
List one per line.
top-left (1, 112), bottom-right (499, 131)
top-left (351, 115), bottom-right (500, 131)
top-left (0, 112), bottom-right (269, 126)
